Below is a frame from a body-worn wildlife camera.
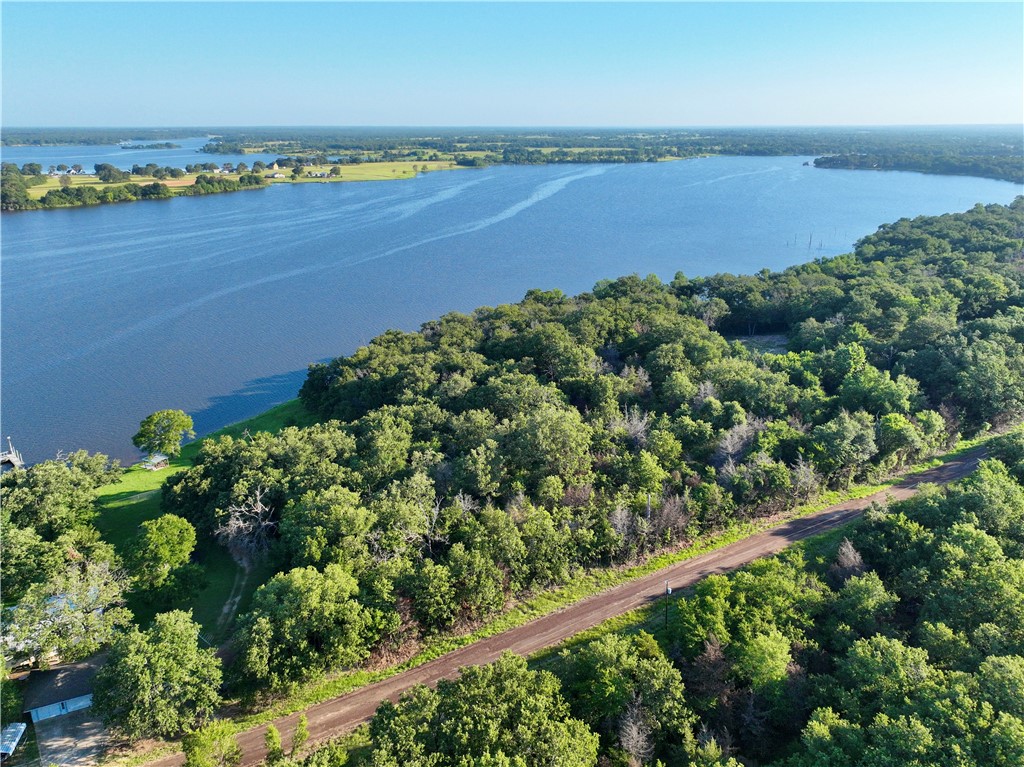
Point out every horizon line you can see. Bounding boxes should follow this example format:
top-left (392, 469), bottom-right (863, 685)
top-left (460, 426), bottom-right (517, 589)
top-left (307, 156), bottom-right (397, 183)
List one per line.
top-left (4, 123), bottom-right (1023, 131)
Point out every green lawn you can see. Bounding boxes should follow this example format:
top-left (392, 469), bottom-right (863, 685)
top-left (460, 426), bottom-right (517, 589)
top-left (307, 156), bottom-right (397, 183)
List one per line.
top-left (94, 489), bottom-right (163, 553)
top-left (26, 161), bottom-right (464, 200)
top-left (266, 160), bottom-right (461, 184)
top-left (95, 399), bottom-right (315, 504)
top-left (93, 399), bottom-right (316, 637)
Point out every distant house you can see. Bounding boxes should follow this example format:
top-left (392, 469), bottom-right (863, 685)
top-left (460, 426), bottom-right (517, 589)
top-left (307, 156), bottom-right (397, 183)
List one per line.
top-left (22, 656), bottom-right (104, 723)
top-left (267, 172), bottom-right (286, 179)
top-left (142, 453), bottom-right (169, 471)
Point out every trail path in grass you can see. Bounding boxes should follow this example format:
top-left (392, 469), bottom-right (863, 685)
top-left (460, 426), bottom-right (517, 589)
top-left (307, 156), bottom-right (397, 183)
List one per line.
top-left (215, 565), bottom-right (250, 638)
top-left (144, 446), bottom-right (985, 766)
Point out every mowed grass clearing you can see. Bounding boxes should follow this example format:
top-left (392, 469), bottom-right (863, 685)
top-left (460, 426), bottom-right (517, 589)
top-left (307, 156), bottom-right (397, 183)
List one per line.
top-left (272, 160), bottom-right (461, 183)
top-left (25, 161), bottom-right (463, 199)
top-left (94, 399), bottom-right (317, 641)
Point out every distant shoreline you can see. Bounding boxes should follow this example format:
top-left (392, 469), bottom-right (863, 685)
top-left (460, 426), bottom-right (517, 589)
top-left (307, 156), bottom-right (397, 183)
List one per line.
top-left (1, 160), bottom-right (468, 212)
top-left (5, 130), bottom-right (1023, 212)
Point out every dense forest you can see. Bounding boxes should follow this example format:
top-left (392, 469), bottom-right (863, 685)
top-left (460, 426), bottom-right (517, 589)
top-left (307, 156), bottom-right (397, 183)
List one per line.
top-left (813, 151), bottom-right (1022, 183)
top-left (354, 433), bottom-right (1024, 766)
top-left (2, 200), bottom-right (1023, 757)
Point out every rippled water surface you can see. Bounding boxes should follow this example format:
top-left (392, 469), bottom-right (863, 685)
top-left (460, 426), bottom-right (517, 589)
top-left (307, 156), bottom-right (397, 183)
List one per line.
top-left (2, 157), bottom-right (1020, 462)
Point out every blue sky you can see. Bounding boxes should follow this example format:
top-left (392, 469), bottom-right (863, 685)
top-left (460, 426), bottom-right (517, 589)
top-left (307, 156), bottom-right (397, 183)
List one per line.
top-left (2, 2), bottom-right (1021, 127)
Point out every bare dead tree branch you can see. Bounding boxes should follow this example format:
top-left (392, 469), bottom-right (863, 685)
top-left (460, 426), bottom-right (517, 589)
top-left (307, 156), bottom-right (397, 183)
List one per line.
top-left (609, 406), bottom-right (651, 450)
top-left (215, 486), bottom-right (277, 569)
top-left (619, 694), bottom-right (655, 766)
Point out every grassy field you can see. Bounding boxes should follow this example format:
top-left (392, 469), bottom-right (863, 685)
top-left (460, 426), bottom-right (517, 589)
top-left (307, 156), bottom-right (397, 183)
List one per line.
top-left (268, 160), bottom-right (460, 184)
top-left (25, 161), bottom-right (463, 200)
top-left (93, 399), bottom-right (316, 640)
top-left (95, 399), bottom-right (316, 503)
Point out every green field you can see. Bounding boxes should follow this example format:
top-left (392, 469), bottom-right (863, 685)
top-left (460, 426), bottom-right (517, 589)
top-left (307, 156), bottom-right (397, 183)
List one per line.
top-left (24, 160), bottom-right (464, 201)
top-left (94, 399), bottom-right (316, 640)
top-left (266, 160), bottom-right (461, 184)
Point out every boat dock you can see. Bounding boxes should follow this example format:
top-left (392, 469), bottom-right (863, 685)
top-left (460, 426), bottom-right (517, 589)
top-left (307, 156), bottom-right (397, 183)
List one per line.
top-left (1, 437), bottom-right (25, 470)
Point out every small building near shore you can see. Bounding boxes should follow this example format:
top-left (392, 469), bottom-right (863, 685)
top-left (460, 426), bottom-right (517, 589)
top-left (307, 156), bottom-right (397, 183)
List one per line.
top-left (142, 453), bottom-right (169, 470)
top-left (22, 656), bottom-right (104, 723)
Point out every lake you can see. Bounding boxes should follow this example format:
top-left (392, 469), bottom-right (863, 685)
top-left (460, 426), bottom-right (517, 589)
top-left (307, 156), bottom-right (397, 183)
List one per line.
top-left (2, 156), bottom-right (1021, 463)
top-left (1, 136), bottom-right (286, 172)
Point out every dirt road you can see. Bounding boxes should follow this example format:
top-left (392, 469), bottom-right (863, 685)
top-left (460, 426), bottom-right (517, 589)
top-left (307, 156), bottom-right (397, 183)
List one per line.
top-left (146, 447), bottom-right (985, 765)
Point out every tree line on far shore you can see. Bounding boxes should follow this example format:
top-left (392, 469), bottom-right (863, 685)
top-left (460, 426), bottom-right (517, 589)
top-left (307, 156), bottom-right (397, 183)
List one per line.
top-left (193, 126), bottom-right (1023, 183)
top-left (4, 125), bottom-right (1021, 213)
top-left (0, 162), bottom-right (268, 211)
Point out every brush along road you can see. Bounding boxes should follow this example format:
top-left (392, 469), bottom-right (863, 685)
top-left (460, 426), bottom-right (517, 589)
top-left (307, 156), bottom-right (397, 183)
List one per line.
top-left (145, 446), bottom-right (985, 765)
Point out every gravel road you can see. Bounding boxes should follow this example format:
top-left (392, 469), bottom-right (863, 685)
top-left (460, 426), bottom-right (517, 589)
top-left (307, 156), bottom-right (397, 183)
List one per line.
top-left (144, 447), bottom-right (985, 765)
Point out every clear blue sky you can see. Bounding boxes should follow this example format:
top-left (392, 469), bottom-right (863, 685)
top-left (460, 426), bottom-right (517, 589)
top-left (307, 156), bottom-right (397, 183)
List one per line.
top-left (3, 1), bottom-right (1022, 127)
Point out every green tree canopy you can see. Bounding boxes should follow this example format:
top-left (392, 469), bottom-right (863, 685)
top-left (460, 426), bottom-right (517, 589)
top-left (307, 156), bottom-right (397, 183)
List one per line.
top-left (6, 560), bottom-right (132, 664)
top-left (128, 514), bottom-right (197, 590)
top-left (1, 450), bottom-right (121, 540)
top-left (133, 409), bottom-right (195, 457)
top-left (369, 653), bottom-right (599, 767)
top-left (233, 564), bottom-right (369, 692)
top-left (559, 631), bottom-right (696, 757)
top-left (93, 610), bottom-right (222, 739)
top-left (279, 486), bottom-right (375, 572)
top-left (183, 720), bottom-right (241, 767)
